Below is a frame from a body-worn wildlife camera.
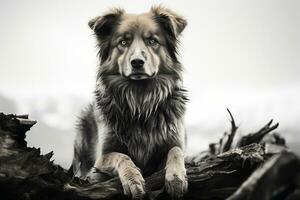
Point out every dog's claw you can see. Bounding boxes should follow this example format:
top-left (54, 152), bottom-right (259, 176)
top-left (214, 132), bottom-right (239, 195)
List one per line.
top-left (120, 168), bottom-right (146, 199)
top-left (165, 170), bottom-right (188, 199)
top-left (123, 181), bottom-right (145, 199)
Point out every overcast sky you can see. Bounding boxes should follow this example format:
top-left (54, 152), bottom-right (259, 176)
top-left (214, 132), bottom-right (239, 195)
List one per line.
top-left (0, 0), bottom-right (299, 166)
top-left (1, 0), bottom-right (299, 94)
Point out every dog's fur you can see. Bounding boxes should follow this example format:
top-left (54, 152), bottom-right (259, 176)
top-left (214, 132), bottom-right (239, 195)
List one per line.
top-left (72, 6), bottom-right (188, 199)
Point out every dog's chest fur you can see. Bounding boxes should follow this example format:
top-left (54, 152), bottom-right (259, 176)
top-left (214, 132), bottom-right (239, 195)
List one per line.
top-left (95, 78), bottom-right (187, 173)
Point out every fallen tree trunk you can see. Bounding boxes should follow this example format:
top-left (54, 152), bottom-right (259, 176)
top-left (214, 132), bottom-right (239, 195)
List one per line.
top-left (0, 112), bottom-right (299, 200)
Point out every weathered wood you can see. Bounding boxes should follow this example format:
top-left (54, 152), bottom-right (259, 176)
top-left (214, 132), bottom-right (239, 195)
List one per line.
top-left (227, 151), bottom-right (300, 200)
top-left (236, 119), bottom-right (279, 148)
top-left (220, 108), bottom-right (238, 153)
top-left (0, 112), bottom-right (299, 200)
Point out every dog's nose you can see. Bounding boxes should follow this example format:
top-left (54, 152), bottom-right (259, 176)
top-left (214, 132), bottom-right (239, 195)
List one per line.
top-left (131, 59), bottom-right (144, 69)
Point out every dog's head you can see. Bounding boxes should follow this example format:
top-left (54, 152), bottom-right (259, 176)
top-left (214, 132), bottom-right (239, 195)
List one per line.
top-left (89, 6), bottom-right (187, 81)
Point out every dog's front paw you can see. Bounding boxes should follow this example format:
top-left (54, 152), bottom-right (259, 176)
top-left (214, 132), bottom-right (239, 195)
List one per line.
top-left (165, 166), bottom-right (188, 199)
top-left (119, 167), bottom-right (146, 199)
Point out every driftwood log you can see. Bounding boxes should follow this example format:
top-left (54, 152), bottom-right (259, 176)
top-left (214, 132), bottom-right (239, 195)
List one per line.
top-left (0, 111), bottom-right (299, 200)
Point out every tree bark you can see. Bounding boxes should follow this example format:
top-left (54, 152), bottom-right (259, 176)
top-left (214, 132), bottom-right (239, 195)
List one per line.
top-left (0, 112), bottom-right (299, 200)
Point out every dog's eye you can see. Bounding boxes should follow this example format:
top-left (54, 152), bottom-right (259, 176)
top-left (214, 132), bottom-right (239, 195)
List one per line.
top-left (119, 40), bottom-right (129, 47)
top-left (146, 39), bottom-right (158, 46)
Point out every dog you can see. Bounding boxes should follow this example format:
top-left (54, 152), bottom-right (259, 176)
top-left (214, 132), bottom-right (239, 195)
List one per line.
top-left (72, 6), bottom-right (188, 199)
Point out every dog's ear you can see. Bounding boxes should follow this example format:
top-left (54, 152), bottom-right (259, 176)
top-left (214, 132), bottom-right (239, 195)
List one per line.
top-left (151, 5), bottom-right (187, 37)
top-left (88, 8), bottom-right (124, 63)
top-left (88, 8), bottom-right (124, 38)
top-left (151, 6), bottom-right (186, 61)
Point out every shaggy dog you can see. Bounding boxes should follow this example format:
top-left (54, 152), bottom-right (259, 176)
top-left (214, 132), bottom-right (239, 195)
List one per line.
top-left (72, 6), bottom-right (188, 199)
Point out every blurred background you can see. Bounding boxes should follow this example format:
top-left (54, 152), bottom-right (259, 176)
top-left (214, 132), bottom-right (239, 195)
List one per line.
top-left (0, 0), bottom-right (299, 168)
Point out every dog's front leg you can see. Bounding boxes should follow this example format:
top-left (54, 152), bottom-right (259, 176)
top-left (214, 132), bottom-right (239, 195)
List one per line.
top-left (165, 146), bottom-right (188, 199)
top-left (94, 152), bottom-right (146, 199)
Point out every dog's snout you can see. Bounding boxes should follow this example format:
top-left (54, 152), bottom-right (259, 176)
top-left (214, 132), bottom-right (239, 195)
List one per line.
top-left (131, 59), bottom-right (144, 69)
